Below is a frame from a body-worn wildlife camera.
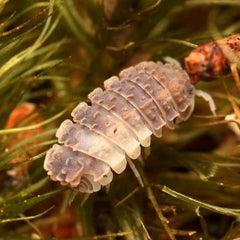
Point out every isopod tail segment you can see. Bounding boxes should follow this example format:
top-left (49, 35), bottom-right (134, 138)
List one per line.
top-left (185, 34), bottom-right (240, 92)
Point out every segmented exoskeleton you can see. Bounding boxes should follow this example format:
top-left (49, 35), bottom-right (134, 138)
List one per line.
top-left (44, 61), bottom-right (199, 193)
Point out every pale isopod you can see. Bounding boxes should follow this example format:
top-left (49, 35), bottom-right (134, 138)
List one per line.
top-left (44, 61), bottom-right (214, 193)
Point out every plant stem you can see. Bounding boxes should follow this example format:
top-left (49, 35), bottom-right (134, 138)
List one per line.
top-left (135, 160), bottom-right (176, 240)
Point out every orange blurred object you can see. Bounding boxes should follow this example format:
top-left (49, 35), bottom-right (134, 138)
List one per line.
top-left (40, 208), bottom-right (78, 238)
top-left (5, 102), bottom-right (43, 186)
top-left (185, 34), bottom-right (240, 84)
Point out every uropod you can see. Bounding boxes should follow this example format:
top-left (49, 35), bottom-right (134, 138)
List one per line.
top-left (44, 61), bottom-right (215, 193)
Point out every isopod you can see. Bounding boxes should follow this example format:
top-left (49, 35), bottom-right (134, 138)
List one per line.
top-left (44, 61), bottom-right (215, 193)
top-left (185, 34), bottom-right (240, 84)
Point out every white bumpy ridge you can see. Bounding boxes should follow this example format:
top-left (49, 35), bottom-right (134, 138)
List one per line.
top-left (44, 61), bottom-right (195, 193)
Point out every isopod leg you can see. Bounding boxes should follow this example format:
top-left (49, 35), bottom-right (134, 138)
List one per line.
top-left (225, 113), bottom-right (240, 137)
top-left (230, 63), bottom-right (240, 93)
top-left (195, 89), bottom-right (216, 116)
top-left (126, 156), bottom-right (144, 187)
top-left (68, 189), bottom-right (79, 206)
top-left (142, 146), bottom-right (151, 160)
top-left (163, 56), bottom-right (181, 67)
top-left (136, 147), bottom-right (150, 165)
top-left (68, 190), bottom-right (91, 206)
